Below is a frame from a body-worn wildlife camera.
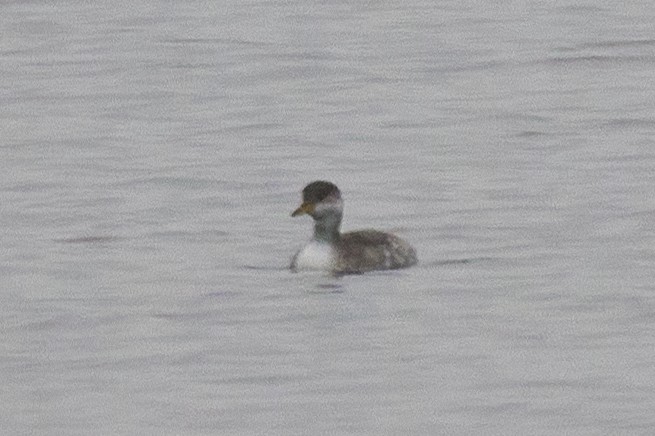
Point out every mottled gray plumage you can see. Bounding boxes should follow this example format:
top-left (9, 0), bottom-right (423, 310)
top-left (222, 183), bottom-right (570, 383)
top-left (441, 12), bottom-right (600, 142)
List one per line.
top-left (291, 181), bottom-right (417, 274)
top-left (335, 230), bottom-right (417, 274)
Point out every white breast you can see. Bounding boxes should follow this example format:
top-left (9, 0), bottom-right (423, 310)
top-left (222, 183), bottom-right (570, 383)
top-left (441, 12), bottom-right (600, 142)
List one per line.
top-left (292, 241), bottom-right (336, 271)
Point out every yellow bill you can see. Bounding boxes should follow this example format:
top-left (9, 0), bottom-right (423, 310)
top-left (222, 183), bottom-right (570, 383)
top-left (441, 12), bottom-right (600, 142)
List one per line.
top-left (291, 202), bottom-right (315, 217)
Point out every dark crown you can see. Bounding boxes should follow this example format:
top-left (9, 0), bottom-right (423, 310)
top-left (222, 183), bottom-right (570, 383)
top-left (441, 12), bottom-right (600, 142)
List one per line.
top-left (302, 180), bottom-right (341, 203)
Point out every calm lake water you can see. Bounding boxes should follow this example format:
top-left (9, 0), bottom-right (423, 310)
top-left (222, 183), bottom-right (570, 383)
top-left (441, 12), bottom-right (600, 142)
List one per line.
top-left (2, 0), bottom-right (655, 434)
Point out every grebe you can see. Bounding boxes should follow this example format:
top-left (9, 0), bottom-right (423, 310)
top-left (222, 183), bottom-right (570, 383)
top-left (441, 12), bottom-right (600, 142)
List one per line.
top-left (290, 181), bottom-right (417, 274)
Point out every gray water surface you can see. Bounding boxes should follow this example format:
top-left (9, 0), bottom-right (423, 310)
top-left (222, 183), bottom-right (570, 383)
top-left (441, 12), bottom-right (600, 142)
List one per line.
top-left (2, 1), bottom-right (655, 434)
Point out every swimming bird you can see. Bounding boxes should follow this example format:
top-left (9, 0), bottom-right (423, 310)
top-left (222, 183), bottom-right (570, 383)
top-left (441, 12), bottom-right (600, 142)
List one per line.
top-left (290, 181), bottom-right (417, 274)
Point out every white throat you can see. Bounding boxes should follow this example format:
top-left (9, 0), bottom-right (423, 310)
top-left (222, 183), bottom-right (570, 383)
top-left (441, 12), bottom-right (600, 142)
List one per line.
top-left (292, 240), bottom-right (336, 271)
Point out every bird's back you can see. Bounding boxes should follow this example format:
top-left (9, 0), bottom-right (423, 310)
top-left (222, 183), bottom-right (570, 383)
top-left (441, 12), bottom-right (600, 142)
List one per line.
top-left (335, 230), bottom-right (417, 274)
